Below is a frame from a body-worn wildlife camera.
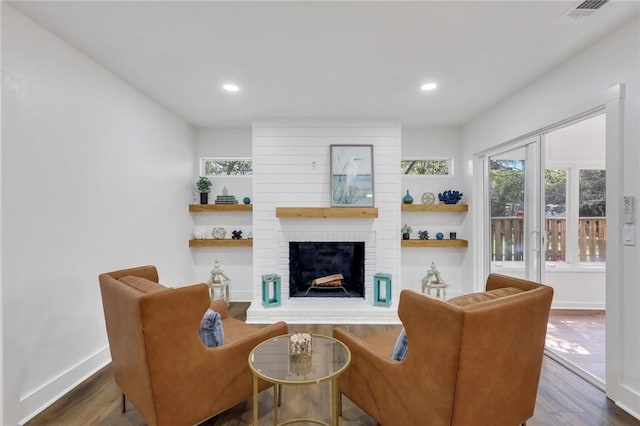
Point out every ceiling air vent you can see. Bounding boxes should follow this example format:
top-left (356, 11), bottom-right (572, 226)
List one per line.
top-left (561, 0), bottom-right (609, 19)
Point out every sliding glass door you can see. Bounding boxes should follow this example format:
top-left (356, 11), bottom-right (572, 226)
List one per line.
top-left (486, 137), bottom-right (544, 282)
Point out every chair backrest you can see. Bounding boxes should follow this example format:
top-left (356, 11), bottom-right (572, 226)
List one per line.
top-left (99, 266), bottom-right (215, 425)
top-left (98, 265), bottom-right (165, 425)
top-left (397, 274), bottom-right (553, 426)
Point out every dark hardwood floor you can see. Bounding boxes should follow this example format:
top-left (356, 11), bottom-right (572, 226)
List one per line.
top-left (26, 304), bottom-right (638, 426)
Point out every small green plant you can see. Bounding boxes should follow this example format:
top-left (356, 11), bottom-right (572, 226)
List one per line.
top-left (401, 224), bottom-right (412, 235)
top-left (196, 176), bottom-right (212, 193)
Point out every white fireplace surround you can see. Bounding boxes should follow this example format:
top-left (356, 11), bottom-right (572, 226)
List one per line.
top-left (246, 227), bottom-right (401, 324)
top-left (247, 119), bottom-right (402, 324)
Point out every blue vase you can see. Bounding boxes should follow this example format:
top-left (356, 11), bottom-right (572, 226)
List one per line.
top-left (403, 190), bottom-right (414, 204)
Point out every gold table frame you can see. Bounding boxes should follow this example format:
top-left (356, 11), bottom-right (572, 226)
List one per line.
top-left (248, 334), bottom-right (351, 426)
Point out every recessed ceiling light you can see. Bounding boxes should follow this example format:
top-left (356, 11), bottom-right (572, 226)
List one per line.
top-left (420, 83), bottom-right (438, 91)
top-left (223, 84), bottom-right (240, 92)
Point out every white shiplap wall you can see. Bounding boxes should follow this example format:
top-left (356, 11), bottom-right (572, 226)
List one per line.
top-left (247, 119), bottom-right (402, 323)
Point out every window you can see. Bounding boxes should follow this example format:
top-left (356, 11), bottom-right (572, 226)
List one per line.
top-left (543, 167), bottom-right (606, 265)
top-left (490, 163), bottom-right (606, 265)
top-left (578, 169), bottom-right (606, 262)
top-left (200, 158), bottom-right (252, 176)
top-left (401, 159), bottom-right (451, 176)
top-left (545, 169), bottom-right (567, 262)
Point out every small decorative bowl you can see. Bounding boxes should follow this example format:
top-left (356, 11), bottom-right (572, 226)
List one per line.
top-left (438, 190), bottom-right (463, 204)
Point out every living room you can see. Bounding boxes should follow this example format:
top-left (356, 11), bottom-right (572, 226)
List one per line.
top-left (2, 2), bottom-right (639, 424)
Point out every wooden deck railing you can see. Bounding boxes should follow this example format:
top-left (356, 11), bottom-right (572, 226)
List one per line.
top-left (490, 217), bottom-right (606, 262)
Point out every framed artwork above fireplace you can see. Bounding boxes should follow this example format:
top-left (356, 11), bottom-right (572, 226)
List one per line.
top-left (330, 144), bottom-right (374, 207)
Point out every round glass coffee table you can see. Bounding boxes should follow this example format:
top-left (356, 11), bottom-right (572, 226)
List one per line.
top-left (249, 334), bottom-right (351, 426)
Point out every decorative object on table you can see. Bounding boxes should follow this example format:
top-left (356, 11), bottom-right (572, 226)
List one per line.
top-left (421, 261), bottom-right (448, 298)
top-left (207, 259), bottom-right (230, 305)
top-left (436, 232), bottom-right (444, 240)
top-left (261, 274), bottom-right (281, 308)
top-left (450, 232), bottom-right (457, 240)
top-left (212, 227), bottom-right (227, 239)
top-left (421, 192), bottom-right (436, 205)
top-left (373, 273), bottom-right (392, 307)
top-left (196, 176), bottom-right (212, 205)
top-left (418, 230), bottom-right (430, 240)
top-left (290, 332), bottom-right (312, 354)
top-left (243, 196), bottom-right (251, 205)
top-left (330, 144), bottom-right (374, 207)
top-left (247, 232), bottom-right (253, 239)
top-left (438, 189), bottom-right (463, 204)
top-left (289, 352), bottom-right (312, 377)
top-left (401, 224), bottom-right (412, 240)
top-left (231, 230), bottom-right (243, 239)
top-left (402, 190), bottom-right (414, 204)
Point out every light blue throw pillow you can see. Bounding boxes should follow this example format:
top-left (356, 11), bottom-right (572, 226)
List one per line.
top-left (392, 328), bottom-right (408, 361)
top-left (199, 309), bottom-right (224, 347)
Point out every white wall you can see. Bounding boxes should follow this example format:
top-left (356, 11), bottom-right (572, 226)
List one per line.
top-left (461, 17), bottom-right (640, 417)
top-left (400, 128), bottom-right (469, 298)
top-left (1, 5), bottom-right (195, 424)
top-left (193, 128), bottom-right (253, 300)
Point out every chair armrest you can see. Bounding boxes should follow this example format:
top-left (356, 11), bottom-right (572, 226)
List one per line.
top-left (209, 299), bottom-right (229, 318)
top-left (218, 321), bottom-right (288, 354)
top-left (333, 327), bottom-right (399, 371)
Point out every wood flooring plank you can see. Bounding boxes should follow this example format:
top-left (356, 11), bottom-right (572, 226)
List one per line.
top-left (26, 305), bottom-right (639, 426)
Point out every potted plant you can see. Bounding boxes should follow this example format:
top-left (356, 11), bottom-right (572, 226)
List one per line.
top-left (196, 176), bottom-right (212, 204)
top-left (401, 224), bottom-right (412, 240)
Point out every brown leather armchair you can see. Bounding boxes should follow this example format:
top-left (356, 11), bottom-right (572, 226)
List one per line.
top-left (333, 273), bottom-right (553, 426)
top-left (99, 265), bottom-right (288, 426)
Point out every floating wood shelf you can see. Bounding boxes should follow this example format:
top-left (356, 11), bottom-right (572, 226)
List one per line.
top-left (189, 204), bottom-right (252, 212)
top-left (275, 207), bottom-right (379, 219)
top-left (189, 239), bottom-right (253, 247)
top-left (401, 204), bottom-right (468, 212)
top-left (401, 239), bottom-right (468, 248)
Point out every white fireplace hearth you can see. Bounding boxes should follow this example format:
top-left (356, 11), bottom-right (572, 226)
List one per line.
top-left (246, 296), bottom-right (400, 324)
top-left (246, 229), bottom-right (400, 324)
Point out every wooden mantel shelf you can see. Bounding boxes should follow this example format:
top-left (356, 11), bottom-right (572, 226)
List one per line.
top-left (401, 239), bottom-right (468, 248)
top-left (189, 239), bottom-right (253, 247)
top-left (275, 207), bottom-right (379, 219)
top-left (189, 204), bottom-right (252, 212)
top-left (401, 204), bottom-right (468, 212)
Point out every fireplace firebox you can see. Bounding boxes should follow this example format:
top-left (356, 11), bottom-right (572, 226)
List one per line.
top-left (289, 241), bottom-right (365, 298)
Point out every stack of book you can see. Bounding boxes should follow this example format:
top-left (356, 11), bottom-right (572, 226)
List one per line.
top-left (215, 195), bottom-right (238, 205)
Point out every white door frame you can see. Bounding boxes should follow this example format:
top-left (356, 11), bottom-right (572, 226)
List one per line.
top-left (472, 84), bottom-right (630, 410)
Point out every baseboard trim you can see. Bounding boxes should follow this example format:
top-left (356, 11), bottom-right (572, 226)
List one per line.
top-left (616, 400), bottom-right (640, 421)
top-left (18, 346), bottom-right (111, 425)
top-left (551, 302), bottom-right (605, 310)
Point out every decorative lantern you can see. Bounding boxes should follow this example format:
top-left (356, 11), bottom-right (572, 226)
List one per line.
top-left (261, 274), bottom-right (281, 308)
top-left (373, 273), bottom-right (392, 307)
top-left (207, 259), bottom-right (230, 305)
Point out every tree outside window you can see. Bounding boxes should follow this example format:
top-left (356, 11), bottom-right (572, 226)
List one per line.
top-left (201, 159), bottom-right (252, 176)
top-left (401, 159), bottom-right (450, 176)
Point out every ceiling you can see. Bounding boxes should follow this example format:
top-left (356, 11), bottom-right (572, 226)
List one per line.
top-left (8, 1), bottom-right (639, 128)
